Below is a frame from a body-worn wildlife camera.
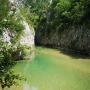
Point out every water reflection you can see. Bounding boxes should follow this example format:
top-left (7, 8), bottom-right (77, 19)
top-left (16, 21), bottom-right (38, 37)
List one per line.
top-left (23, 82), bottom-right (38, 90)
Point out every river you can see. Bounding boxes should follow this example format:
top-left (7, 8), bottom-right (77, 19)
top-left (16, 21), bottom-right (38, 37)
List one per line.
top-left (5, 47), bottom-right (90, 90)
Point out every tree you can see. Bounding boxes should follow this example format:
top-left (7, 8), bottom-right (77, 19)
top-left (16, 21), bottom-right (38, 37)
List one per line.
top-left (20, 0), bottom-right (50, 28)
top-left (0, 0), bottom-right (23, 89)
top-left (34, 0), bottom-right (90, 54)
top-left (0, 0), bottom-right (9, 21)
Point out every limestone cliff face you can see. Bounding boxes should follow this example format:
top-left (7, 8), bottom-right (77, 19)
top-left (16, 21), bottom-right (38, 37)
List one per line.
top-left (35, 25), bottom-right (90, 55)
top-left (2, 0), bottom-right (35, 60)
top-left (20, 19), bottom-right (35, 48)
top-left (3, 0), bottom-right (35, 48)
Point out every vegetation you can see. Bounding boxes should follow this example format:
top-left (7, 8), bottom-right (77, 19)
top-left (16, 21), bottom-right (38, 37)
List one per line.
top-left (0, 0), bottom-right (90, 89)
top-left (21, 0), bottom-right (90, 28)
top-left (0, 0), bottom-right (24, 89)
top-left (0, 0), bottom-right (9, 21)
top-left (0, 42), bottom-right (22, 89)
top-left (31, 0), bottom-right (90, 55)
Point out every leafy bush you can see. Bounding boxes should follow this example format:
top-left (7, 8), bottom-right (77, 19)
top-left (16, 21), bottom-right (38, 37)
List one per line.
top-left (0, 41), bottom-right (22, 89)
top-left (0, 0), bottom-right (9, 21)
top-left (0, 0), bottom-right (24, 89)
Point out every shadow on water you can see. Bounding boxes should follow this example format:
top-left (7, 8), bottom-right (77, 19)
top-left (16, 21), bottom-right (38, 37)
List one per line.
top-left (36, 44), bottom-right (90, 59)
top-left (59, 48), bottom-right (90, 59)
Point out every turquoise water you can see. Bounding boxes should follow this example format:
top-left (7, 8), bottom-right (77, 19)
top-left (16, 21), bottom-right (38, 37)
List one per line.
top-left (6, 47), bottom-right (90, 90)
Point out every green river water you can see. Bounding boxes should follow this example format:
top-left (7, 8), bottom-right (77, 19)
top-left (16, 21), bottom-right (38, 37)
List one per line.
top-left (5, 47), bottom-right (90, 90)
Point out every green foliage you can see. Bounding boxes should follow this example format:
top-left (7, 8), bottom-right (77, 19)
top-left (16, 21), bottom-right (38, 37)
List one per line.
top-left (0, 0), bottom-right (9, 21)
top-left (0, 17), bottom-right (24, 43)
top-left (21, 0), bottom-right (50, 28)
top-left (35, 0), bottom-right (90, 34)
top-left (0, 0), bottom-right (24, 89)
top-left (0, 41), bottom-right (22, 89)
top-left (20, 0), bottom-right (90, 29)
top-left (34, 0), bottom-right (90, 53)
top-left (0, 1), bottom-right (24, 40)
